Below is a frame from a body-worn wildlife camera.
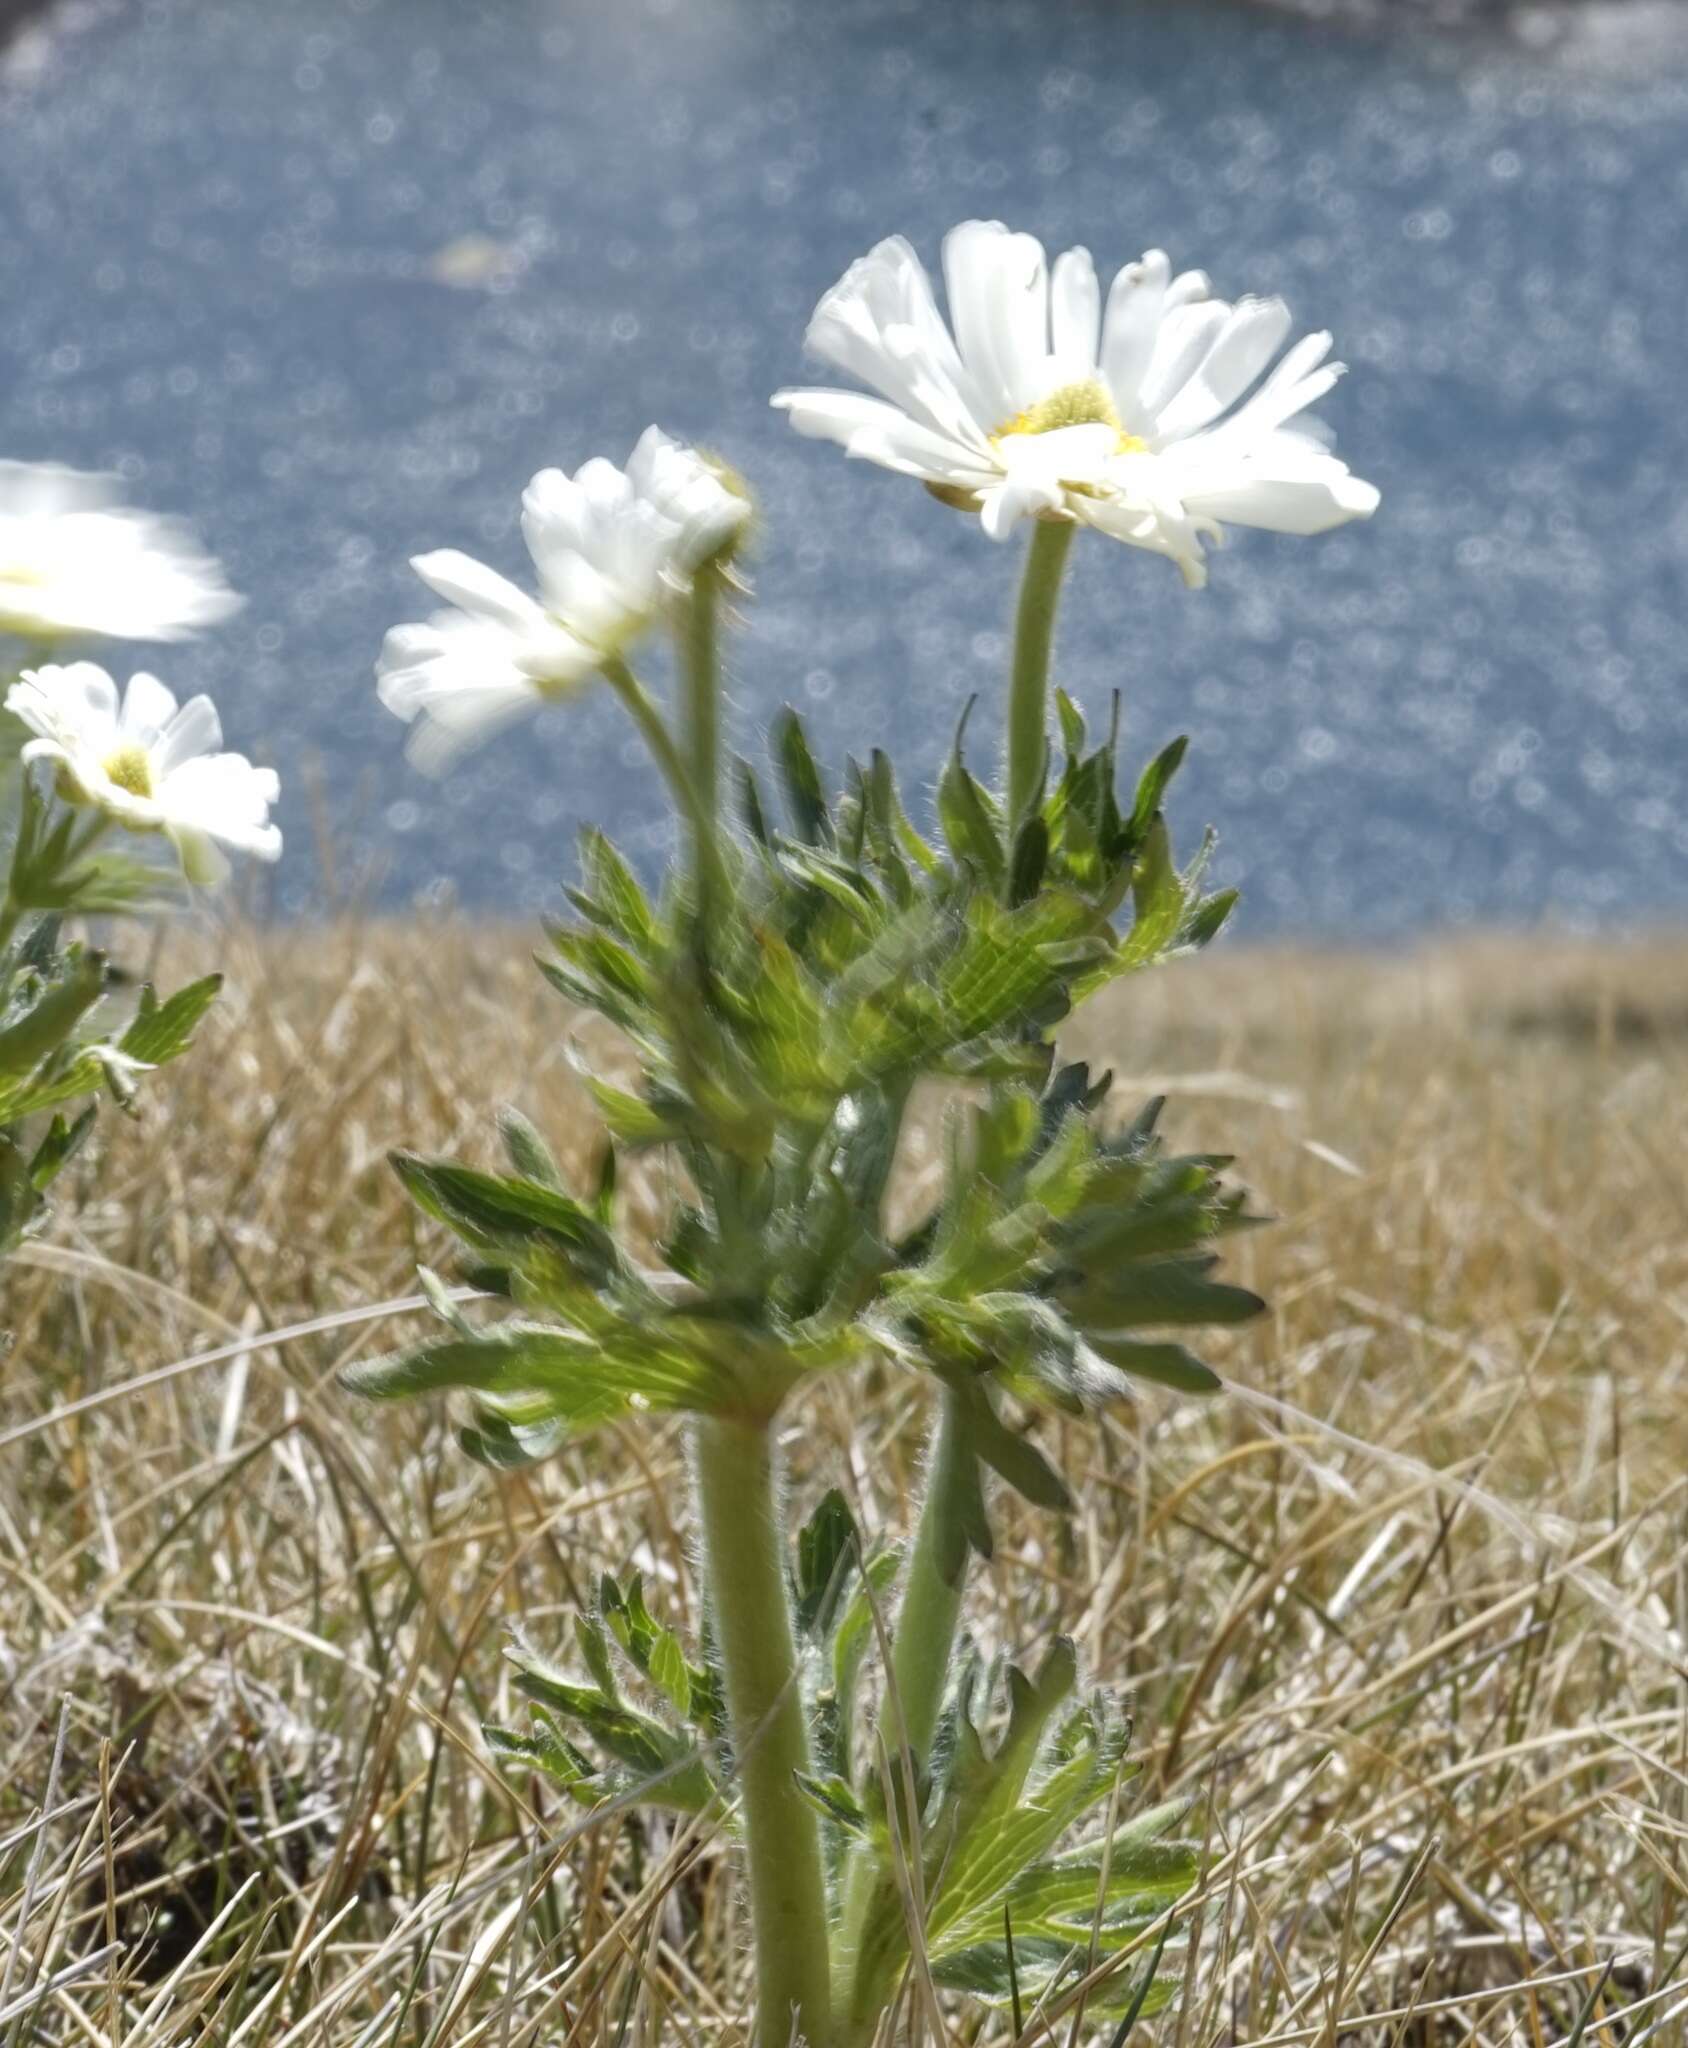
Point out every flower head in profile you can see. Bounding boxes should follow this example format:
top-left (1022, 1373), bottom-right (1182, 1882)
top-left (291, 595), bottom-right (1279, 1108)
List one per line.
top-left (6, 663), bottom-right (281, 885)
top-left (377, 428), bottom-right (750, 770)
top-left (773, 221), bottom-right (1378, 586)
top-left (0, 461), bottom-right (242, 642)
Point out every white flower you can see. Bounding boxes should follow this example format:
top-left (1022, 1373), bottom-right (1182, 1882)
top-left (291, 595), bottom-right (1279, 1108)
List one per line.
top-left (377, 427), bottom-right (750, 770)
top-left (0, 461), bottom-right (242, 642)
top-left (772, 221), bottom-right (1378, 587)
top-left (6, 663), bottom-right (282, 885)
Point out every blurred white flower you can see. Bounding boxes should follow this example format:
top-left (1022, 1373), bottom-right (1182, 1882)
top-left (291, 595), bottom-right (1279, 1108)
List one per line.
top-left (0, 461), bottom-right (242, 641)
top-left (6, 663), bottom-right (282, 885)
top-left (377, 428), bottom-right (749, 770)
top-left (773, 221), bottom-right (1378, 586)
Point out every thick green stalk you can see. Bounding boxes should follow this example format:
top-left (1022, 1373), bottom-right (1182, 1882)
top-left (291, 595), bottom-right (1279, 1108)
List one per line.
top-left (679, 559), bottom-right (722, 919)
top-left (1004, 517), bottom-right (1076, 829)
top-left (832, 1390), bottom-right (970, 2026)
top-left (694, 1414), bottom-right (834, 2048)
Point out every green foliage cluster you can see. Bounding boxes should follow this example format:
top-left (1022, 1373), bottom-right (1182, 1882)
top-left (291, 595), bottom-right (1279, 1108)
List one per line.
top-left (348, 685), bottom-right (1260, 2031)
top-left (0, 765), bottom-right (219, 1267)
top-left (350, 695), bottom-right (1253, 1439)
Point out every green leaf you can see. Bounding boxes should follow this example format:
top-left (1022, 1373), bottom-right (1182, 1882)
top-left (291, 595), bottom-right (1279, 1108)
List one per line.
top-left (341, 1320), bottom-right (734, 1428)
top-left (1062, 1256), bottom-right (1265, 1331)
top-left (773, 706), bottom-right (832, 846)
top-left (1007, 815), bottom-right (1049, 908)
top-left (390, 1153), bottom-right (619, 1272)
top-left (930, 1937), bottom-right (1179, 2020)
top-left (576, 1612), bottom-right (620, 1699)
top-left (576, 829), bottom-right (657, 949)
top-left (795, 1771), bottom-right (869, 1835)
top-left (796, 1488), bottom-right (862, 1640)
top-left (498, 1107), bottom-right (563, 1189)
top-left (1128, 735), bottom-right (1189, 843)
top-left (27, 1103), bottom-right (95, 1194)
top-left (1054, 689), bottom-right (1087, 759)
top-left (937, 704), bottom-right (1005, 887)
top-left (1083, 1337), bottom-right (1223, 1396)
top-left (737, 757), bottom-right (772, 846)
top-left (579, 1073), bottom-right (684, 1149)
top-left (1183, 888), bottom-right (1237, 949)
top-left (0, 949), bottom-right (106, 1082)
top-left (117, 974), bottom-right (221, 1068)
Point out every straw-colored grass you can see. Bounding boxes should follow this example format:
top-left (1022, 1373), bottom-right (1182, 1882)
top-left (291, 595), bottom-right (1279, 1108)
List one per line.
top-left (3, 919), bottom-right (1686, 2046)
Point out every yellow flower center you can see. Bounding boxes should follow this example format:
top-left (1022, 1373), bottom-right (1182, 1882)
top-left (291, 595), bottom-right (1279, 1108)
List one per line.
top-left (993, 379), bottom-right (1146, 452)
top-left (101, 743), bottom-right (155, 799)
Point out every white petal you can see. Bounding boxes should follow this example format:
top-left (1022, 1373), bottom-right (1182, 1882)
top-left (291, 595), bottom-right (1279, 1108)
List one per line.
top-left (1182, 466), bottom-right (1380, 535)
top-left (53, 662), bottom-right (123, 731)
top-left (773, 388), bottom-right (981, 479)
top-left (152, 693), bottom-right (223, 772)
top-left (120, 671), bottom-right (183, 745)
top-left (1203, 333), bottom-right (1338, 449)
top-left (942, 220), bottom-right (1051, 425)
top-left (1149, 298), bottom-right (1295, 441)
top-left (1100, 250), bottom-right (1171, 423)
top-left (410, 550), bottom-right (545, 632)
top-left (1049, 247), bottom-right (1101, 378)
top-left (1137, 301), bottom-right (1231, 422)
top-left (804, 234), bottom-right (993, 440)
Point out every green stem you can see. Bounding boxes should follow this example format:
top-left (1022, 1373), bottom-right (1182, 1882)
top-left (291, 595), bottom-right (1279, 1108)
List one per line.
top-left (601, 653), bottom-right (728, 926)
top-left (679, 560), bottom-right (722, 920)
top-left (694, 1414), bottom-right (834, 2048)
top-left (1004, 517), bottom-right (1076, 831)
top-left (832, 1389), bottom-right (970, 2027)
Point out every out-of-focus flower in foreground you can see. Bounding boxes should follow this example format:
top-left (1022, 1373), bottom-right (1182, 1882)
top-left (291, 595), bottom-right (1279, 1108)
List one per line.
top-left (0, 460), bottom-right (242, 642)
top-left (773, 220), bottom-right (1378, 586)
top-left (377, 428), bottom-right (749, 769)
top-left (6, 663), bottom-right (282, 885)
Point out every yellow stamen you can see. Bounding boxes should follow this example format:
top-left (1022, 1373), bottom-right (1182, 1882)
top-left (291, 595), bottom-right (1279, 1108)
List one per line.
top-left (102, 743), bottom-right (155, 799)
top-left (993, 379), bottom-right (1146, 453)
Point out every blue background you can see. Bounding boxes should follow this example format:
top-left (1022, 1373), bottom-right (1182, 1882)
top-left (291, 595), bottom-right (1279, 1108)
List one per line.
top-left (2, 0), bottom-right (1685, 932)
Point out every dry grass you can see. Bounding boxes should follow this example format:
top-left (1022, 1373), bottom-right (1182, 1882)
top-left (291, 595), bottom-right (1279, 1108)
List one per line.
top-left (3, 917), bottom-right (1687, 2046)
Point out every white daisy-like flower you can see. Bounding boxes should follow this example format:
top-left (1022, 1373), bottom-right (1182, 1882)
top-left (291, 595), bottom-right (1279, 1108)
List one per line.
top-left (6, 663), bottom-right (282, 885)
top-left (772, 221), bottom-right (1378, 587)
top-left (0, 461), bottom-right (242, 642)
top-left (377, 427), bottom-right (750, 770)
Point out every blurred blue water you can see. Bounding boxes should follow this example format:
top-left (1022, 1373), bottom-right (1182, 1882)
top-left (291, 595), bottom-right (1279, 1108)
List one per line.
top-left (2, 0), bottom-right (1685, 933)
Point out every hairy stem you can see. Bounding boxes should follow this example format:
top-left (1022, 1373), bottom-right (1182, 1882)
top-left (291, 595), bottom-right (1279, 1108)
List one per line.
top-left (832, 1389), bottom-right (970, 2027)
top-left (694, 1414), bottom-right (834, 2048)
top-left (601, 651), bottom-right (728, 928)
top-left (679, 560), bottom-right (722, 920)
top-left (1004, 517), bottom-right (1077, 831)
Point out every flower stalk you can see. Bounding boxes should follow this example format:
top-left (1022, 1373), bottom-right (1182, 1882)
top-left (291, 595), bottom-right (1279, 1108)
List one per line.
top-left (693, 1414), bottom-right (834, 2048)
top-left (1005, 517), bottom-right (1076, 831)
top-left (678, 557), bottom-right (724, 926)
top-left (599, 655), bottom-right (710, 858)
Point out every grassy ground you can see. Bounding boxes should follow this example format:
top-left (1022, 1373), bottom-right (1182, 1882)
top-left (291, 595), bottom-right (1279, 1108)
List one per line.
top-left (3, 920), bottom-right (1686, 2046)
